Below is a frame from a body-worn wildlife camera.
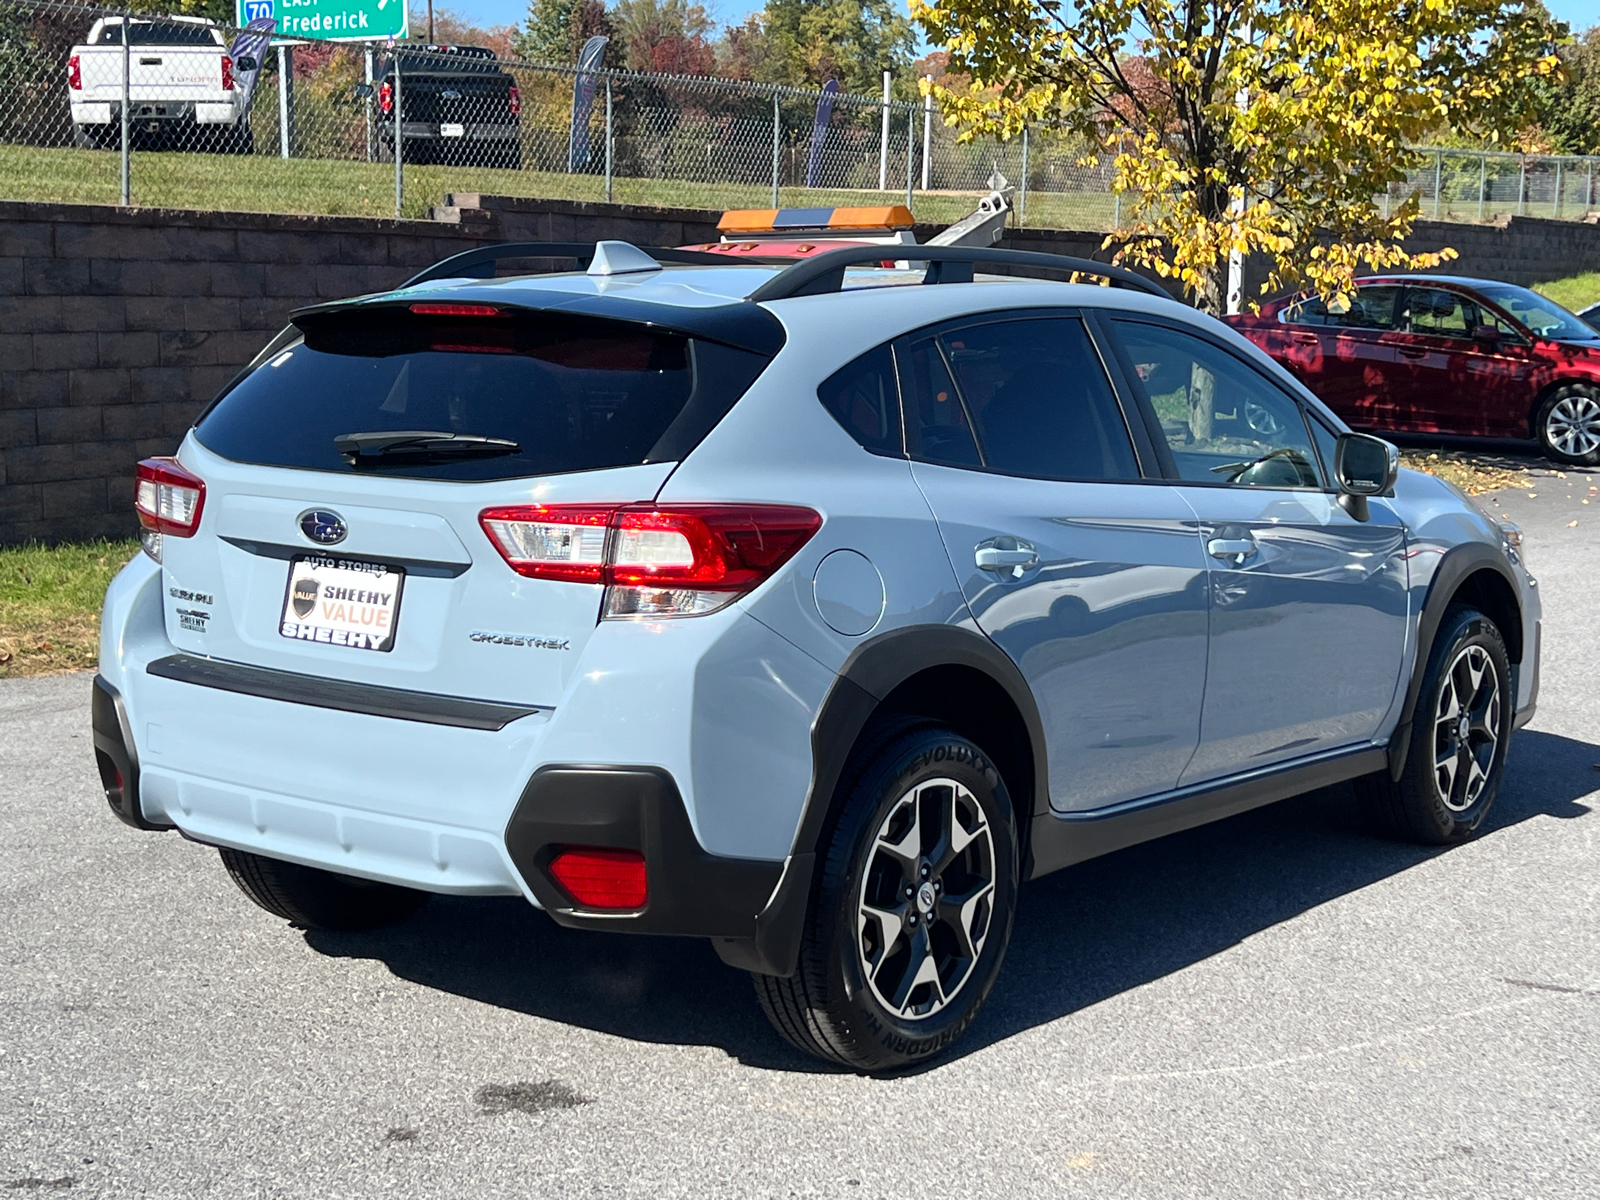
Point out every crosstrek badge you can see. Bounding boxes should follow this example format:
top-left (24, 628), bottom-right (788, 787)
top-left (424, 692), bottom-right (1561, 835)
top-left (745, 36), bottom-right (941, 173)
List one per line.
top-left (278, 555), bottom-right (404, 652)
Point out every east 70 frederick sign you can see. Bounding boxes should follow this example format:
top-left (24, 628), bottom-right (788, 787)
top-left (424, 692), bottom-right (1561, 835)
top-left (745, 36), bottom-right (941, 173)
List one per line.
top-left (236, 0), bottom-right (407, 41)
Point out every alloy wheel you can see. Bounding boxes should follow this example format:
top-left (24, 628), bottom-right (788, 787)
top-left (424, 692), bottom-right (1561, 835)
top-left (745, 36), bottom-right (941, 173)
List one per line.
top-left (1431, 643), bottom-right (1502, 813)
top-left (856, 778), bottom-right (996, 1020)
top-left (1545, 394), bottom-right (1600, 458)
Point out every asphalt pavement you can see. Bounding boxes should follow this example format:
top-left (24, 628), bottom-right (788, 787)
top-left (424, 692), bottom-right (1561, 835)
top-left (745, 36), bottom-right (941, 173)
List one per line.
top-left (3, 455), bottom-right (1597, 1199)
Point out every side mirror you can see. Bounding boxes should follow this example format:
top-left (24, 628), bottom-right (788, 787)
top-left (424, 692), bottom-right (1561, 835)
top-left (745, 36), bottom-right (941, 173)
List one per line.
top-left (234, 54), bottom-right (258, 72)
top-left (1472, 323), bottom-right (1501, 344)
top-left (1334, 432), bottom-right (1398, 520)
top-left (352, 81), bottom-right (373, 99)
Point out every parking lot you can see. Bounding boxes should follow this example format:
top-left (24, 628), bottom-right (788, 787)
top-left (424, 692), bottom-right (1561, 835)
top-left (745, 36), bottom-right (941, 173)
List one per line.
top-left (2, 457), bottom-right (1596, 1199)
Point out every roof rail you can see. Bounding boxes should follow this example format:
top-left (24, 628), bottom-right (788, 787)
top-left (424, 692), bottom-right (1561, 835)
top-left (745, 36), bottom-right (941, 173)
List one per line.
top-left (400, 242), bottom-right (736, 289)
top-left (745, 244), bottom-right (1171, 303)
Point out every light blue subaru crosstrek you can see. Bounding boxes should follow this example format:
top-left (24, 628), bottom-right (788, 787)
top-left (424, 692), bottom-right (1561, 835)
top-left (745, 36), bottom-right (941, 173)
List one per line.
top-left (95, 241), bottom-right (1540, 1071)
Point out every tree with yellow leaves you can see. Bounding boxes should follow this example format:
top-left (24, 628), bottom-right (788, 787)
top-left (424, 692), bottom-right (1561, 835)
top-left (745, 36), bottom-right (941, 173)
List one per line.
top-left (911, 0), bottom-right (1566, 314)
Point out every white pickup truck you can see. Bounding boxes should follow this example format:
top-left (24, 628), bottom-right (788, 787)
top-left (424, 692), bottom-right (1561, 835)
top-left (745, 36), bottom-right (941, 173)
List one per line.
top-left (67, 15), bottom-right (254, 153)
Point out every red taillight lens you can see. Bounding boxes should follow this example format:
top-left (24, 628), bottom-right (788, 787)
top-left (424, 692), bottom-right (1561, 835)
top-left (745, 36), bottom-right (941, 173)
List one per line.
top-left (478, 503), bottom-right (822, 616)
top-left (548, 847), bottom-right (646, 909)
top-left (221, 54), bottom-right (234, 91)
top-left (68, 54), bottom-right (81, 90)
top-left (134, 457), bottom-right (205, 537)
top-left (480, 505), bottom-right (615, 583)
top-left (508, 83), bottom-right (521, 116)
top-left (378, 81), bottom-right (393, 114)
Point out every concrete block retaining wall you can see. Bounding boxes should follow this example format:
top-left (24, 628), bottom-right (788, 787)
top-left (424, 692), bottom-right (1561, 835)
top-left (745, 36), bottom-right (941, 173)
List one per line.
top-left (1, 196), bottom-right (1596, 545)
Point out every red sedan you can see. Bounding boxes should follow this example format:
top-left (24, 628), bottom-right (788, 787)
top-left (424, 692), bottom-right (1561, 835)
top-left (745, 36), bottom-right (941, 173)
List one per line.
top-left (1226, 275), bottom-right (1600, 464)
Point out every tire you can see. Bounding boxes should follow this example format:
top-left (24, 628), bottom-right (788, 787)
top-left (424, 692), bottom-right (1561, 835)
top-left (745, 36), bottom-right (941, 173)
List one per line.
top-left (1357, 606), bottom-right (1512, 845)
top-left (478, 139), bottom-right (521, 170)
top-left (218, 847), bottom-right (430, 931)
top-left (72, 124), bottom-right (110, 150)
top-left (753, 723), bottom-right (1019, 1072)
top-left (1534, 382), bottom-right (1600, 466)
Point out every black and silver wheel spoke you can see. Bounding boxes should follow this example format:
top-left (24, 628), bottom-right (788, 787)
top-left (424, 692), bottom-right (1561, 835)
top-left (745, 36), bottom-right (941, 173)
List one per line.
top-left (1431, 643), bottom-right (1501, 813)
top-left (1548, 396), bottom-right (1600, 457)
top-left (857, 777), bottom-right (995, 1020)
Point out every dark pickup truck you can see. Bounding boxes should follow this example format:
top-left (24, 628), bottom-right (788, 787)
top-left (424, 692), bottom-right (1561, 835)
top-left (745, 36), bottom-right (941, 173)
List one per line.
top-left (378, 45), bottom-right (521, 169)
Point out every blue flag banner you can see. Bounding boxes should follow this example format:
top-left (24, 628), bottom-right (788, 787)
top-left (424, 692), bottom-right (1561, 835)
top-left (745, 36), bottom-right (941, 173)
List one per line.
top-left (569, 35), bottom-right (608, 172)
top-left (228, 17), bottom-right (276, 120)
top-left (806, 79), bottom-right (839, 189)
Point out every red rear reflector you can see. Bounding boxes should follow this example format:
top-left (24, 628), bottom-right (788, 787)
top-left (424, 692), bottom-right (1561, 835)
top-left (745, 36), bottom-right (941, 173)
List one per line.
top-left (548, 847), bottom-right (647, 909)
top-left (134, 457), bottom-right (205, 537)
top-left (409, 302), bottom-right (503, 316)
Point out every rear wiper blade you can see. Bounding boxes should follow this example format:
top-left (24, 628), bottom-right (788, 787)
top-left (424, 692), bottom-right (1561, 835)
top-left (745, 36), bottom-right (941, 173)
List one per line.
top-left (335, 431), bottom-right (520, 466)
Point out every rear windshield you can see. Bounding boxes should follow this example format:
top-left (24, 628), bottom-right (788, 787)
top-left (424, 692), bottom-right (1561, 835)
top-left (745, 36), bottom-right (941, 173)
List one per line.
top-left (194, 309), bottom-right (772, 482)
top-left (390, 47), bottom-right (503, 73)
top-left (97, 21), bottom-right (220, 45)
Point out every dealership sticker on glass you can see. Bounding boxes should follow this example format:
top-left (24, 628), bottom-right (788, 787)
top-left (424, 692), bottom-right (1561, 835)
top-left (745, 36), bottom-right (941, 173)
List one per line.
top-left (279, 556), bottom-right (404, 652)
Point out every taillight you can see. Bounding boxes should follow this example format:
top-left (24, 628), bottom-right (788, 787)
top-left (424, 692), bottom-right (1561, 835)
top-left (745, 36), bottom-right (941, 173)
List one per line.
top-left (548, 847), bottom-right (646, 909)
top-left (378, 81), bottom-right (393, 114)
top-left (478, 503), bottom-right (822, 617)
top-left (135, 457), bottom-right (205, 540)
top-left (508, 83), bottom-right (520, 115)
top-left (221, 54), bottom-right (234, 91)
top-left (68, 54), bottom-right (81, 90)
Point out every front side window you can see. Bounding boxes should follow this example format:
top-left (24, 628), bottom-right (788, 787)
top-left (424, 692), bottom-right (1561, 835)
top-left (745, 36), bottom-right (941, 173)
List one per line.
top-left (1402, 288), bottom-right (1480, 339)
top-left (1112, 320), bottom-right (1322, 489)
top-left (904, 317), bottom-right (1139, 481)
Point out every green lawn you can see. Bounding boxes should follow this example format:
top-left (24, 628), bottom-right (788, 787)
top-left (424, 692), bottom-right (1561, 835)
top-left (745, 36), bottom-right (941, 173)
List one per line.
top-left (0, 141), bottom-right (1117, 229)
top-left (0, 539), bottom-right (139, 678)
top-left (1534, 272), bottom-right (1600, 315)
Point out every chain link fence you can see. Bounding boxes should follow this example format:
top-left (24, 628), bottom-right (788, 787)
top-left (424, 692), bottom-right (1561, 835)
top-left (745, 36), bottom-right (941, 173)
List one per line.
top-left (2, 0), bottom-right (1597, 231)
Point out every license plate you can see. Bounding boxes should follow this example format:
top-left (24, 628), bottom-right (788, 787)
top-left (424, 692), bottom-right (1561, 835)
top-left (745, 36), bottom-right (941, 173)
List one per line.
top-left (440, 122), bottom-right (465, 137)
top-left (279, 555), bottom-right (404, 653)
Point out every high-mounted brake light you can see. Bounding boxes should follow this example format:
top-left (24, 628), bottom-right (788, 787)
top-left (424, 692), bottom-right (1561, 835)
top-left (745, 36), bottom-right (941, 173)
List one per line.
top-left (409, 302), bottom-right (503, 316)
top-left (67, 54), bottom-right (81, 90)
top-left (507, 83), bottom-right (521, 116)
top-left (479, 503), bottom-right (822, 617)
top-left (378, 80), bottom-right (393, 114)
top-left (548, 847), bottom-right (647, 909)
top-left (220, 54), bottom-right (234, 91)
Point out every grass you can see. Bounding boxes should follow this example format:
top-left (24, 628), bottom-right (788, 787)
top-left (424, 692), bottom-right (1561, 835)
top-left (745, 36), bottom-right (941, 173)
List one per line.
top-left (1534, 272), bottom-right (1600, 315)
top-left (0, 141), bottom-right (1117, 229)
top-left (0, 539), bottom-right (139, 679)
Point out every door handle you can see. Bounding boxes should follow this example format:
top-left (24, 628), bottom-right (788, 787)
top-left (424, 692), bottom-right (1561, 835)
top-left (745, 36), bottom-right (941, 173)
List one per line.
top-left (1291, 332), bottom-right (1319, 345)
top-left (1397, 348), bottom-right (1427, 359)
top-left (1207, 537), bottom-right (1257, 561)
top-left (975, 539), bottom-right (1039, 578)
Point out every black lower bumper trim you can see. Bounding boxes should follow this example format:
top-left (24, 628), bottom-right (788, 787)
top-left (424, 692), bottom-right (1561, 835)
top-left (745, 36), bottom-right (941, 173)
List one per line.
top-left (505, 766), bottom-right (783, 939)
top-left (92, 675), bottom-right (169, 831)
top-left (145, 653), bottom-right (548, 731)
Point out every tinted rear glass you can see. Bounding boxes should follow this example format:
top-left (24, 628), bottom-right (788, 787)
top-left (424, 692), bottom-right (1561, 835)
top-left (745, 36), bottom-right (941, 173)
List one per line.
top-left (195, 309), bottom-right (767, 482)
top-left (99, 21), bottom-right (219, 44)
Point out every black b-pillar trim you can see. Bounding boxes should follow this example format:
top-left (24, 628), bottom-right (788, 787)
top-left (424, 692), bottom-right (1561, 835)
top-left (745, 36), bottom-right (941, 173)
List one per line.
top-left (504, 766), bottom-right (783, 938)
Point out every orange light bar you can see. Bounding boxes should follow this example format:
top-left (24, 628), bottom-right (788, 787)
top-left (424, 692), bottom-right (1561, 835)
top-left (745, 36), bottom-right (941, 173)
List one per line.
top-left (717, 205), bottom-right (916, 234)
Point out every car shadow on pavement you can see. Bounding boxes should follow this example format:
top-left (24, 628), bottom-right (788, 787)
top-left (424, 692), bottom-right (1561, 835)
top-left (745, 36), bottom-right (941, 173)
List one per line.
top-left (303, 729), bottom-right (1595, 1075)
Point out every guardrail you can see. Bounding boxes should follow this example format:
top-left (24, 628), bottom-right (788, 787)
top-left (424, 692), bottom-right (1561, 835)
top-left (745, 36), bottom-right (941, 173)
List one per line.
top-left (1, 0), bottom-right (1596, 229)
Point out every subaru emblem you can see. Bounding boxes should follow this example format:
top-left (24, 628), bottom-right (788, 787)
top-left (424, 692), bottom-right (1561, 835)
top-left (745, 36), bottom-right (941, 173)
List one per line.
top-left (299, 509), bottom-right (347, 546)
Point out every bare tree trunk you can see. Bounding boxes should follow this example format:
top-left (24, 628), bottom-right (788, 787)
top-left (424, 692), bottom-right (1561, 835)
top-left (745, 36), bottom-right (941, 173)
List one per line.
top-left (1191, 254), bottom-right (1228, 317)
top-left (1188, 361), bottom-right (1215, 443)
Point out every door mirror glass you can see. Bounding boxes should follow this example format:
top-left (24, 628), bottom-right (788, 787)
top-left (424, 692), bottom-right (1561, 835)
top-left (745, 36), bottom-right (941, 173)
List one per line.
top-left (1334, 432), bottom-right (1398, 496)
top-left (351, 81), bottom-right (373, 98)
top-left (235, 55), bottom-right (258, 72)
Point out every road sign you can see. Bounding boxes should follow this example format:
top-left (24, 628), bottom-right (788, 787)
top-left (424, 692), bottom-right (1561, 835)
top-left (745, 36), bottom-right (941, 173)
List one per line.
top-left (235, 0), bottom-right (407, 42)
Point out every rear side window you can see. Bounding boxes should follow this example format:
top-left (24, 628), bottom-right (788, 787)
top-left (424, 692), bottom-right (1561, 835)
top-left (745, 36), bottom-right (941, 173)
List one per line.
top-left (817, 345), bottom-right (902, 455)
top-left (1282, 285), bottom-right (1402, 331)
top-left (934, 317), bottom-right (1140, 481)
top-left (195, 309), bottom-right (771, 482)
